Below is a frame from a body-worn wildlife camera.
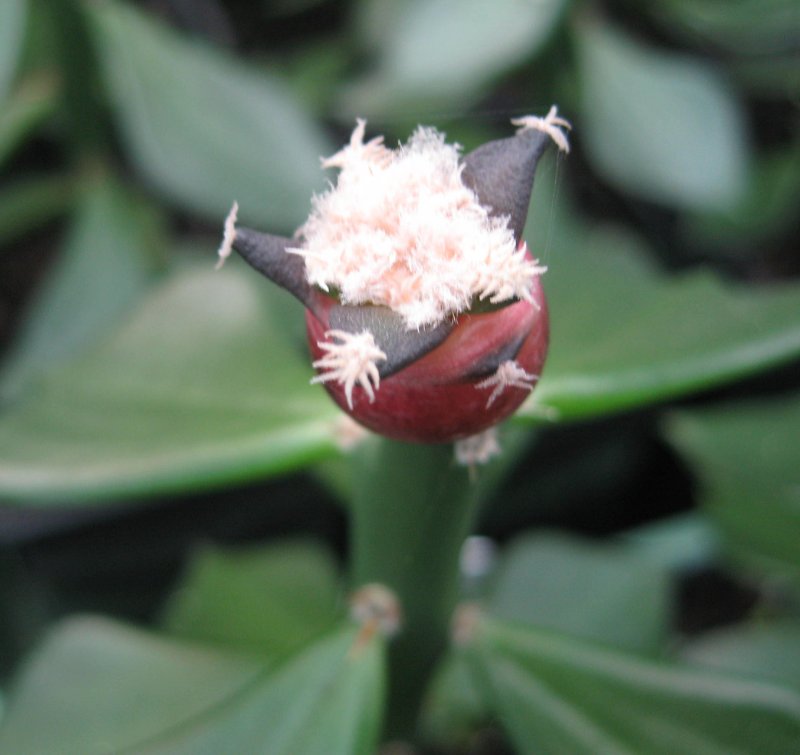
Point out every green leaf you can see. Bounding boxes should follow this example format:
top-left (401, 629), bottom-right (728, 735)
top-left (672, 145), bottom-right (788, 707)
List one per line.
top-left (576, 16), bottom-right (749, 210)
top-left (162, 540), bottom-right (343, 660)
top-left (649, 0), bottom-right (800, 56)
top-left (87, 0), bottom-right (332, 231)
top-left (274, 40), bottom-right (351, 115)
top-left (488, 532), bottom-right (670, 654)
top-left (421, 652), bottom-right (487, 748)
top-left (0, 262), bottom-right (340, 504)
top-left (681, 621), bottom-right (800, 693)
top-left (731, 53), bottom-right (800, 97)
top-left (0, 616), bottom-right (262, 754)
top-left (680, 142), bottom-right (800, 254)
top-left (164, 626), bottom-right (384, 755)
top-left (0, 72), bottom-right (57, 167)
top-left (665, 393), bottom-right (800, 581)
top-left (517, 192), bottom-right (800, 421)
top-left (342, 0), bottom-right (568, 119)
top-left (0, 0), bottom-right (27, 102)
top-left (0, 617), bottom-right (385, 755)
top-left (0, 173), bottom-right (75, 246)
top-left (1, 179), bottom-right (161, 402)
top-left (620, 513), bottom-right (720, 572)
top-left (465, 615), bottom-right (800, 755)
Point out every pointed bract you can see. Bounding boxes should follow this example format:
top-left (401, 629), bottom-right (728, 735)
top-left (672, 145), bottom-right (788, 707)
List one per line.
top-left (231, 228), bottom-right (314, 309)
top-left (461, 129), bottom-right (551, 243)
top-left (231, 227), bottom-right (455, 378)
top-left (328, 304), bottom-right (455, 379)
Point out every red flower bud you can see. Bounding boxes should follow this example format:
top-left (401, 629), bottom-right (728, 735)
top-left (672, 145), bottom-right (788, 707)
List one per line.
top-left (304, 254), bottom-right (548, 443)
top-left (219, 108), bottom-right (570, 450)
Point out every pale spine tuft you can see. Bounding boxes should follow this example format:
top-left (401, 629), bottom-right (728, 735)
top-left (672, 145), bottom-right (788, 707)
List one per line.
top-left (216, 201), bottom-right (239, 270)
top-left (454, 428), bottom-right (502, 467)
top-left (475, 242), bottom-right (547, 305)
top-left (511, 105), bottom-right (572, 154)
top-left (476, 360), bottom-right (538, 408)
top-left (311, 329), bottom-right (387, 409)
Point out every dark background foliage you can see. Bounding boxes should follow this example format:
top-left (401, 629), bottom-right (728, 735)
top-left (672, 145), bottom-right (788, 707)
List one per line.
top-left (0, 0), bottom-right (798, 752)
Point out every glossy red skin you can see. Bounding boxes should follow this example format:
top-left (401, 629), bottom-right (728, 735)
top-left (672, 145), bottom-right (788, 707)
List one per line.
top-left (305, 275), bottom-right (549, 444)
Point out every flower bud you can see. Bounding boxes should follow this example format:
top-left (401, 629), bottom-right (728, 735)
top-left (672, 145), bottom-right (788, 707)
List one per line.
top-left (304, 258), bottom-right (548, 443)
top-left (218, 108), bottom-right (570, 446)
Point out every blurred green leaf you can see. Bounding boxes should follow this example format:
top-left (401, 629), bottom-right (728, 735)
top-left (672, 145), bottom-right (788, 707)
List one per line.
top-left (0, 616), bottom-right (262, 754)
top-left (649, 0), bottom-right (800, 55)
top-left (0, 179), bottom-right (161, 402)
top-left (731, 53), bottom-right (800, 97)
top-left (275, 40), bottom-right (350, 114)
top-left (0, 0), bottom-right (27, 102)
top-left (353, 0), bottom-right (407, 52)
top-left (155, 625), bottom-right (385, 755)
top-left (0, 551), bottom-right (51, 678)
top-left (342, 0), bottom-right (568, 119)
top-left (0, 173), bottom-right (75, 246)
top-left (267, 0), bottom-right (330, 15)
top-left (0, 263), bottom-right (340, 504)
top-left (0, 72), bottom-right (57, 167)
top-left (620, 513), bottom-right (720, 572)
top-left (421, 652), bottom-right (487, 748)
top-left (86, 0), bottom-right (332, 231)
top-left (680, 141), bottom-right (800, 253)
top-left (576, 16), bottom-right (749, 210)
top-left (162, 540), bottom-right (343, 660)
top-left (518, 202), bottom-right (800, 421)
top-left (488, 532), bottom-right (670, 653)
top-left (681, 621), bottom-right (800, 693)
top-left (0, 617), bottom-right (385, 755)
top-left (665, 393), bottom-right (800, 581)
top-left (466, 615), bottom-right (800, 754)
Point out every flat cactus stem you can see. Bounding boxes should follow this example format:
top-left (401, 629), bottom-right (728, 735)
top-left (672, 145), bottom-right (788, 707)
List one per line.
top-left (328, 304), bottom-right (455, 379)
top-left (460, 128), bottom-right (551, 243)
top-left (232, 228), bottom-right (316, 310)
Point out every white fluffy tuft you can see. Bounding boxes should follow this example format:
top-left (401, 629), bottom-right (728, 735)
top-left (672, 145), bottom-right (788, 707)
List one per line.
top-left (475, 360), bottom-right (538, 408)
top-left (454, 428), bottom-right (502, 467)
top-left (291, 122), bottom-right (544, 329)
top-left (310, 329), bottom-right (387, 410)
top-left (511, 105), bottom-right (572, 154)
top-left (216, 201), bottom-right (238, 270)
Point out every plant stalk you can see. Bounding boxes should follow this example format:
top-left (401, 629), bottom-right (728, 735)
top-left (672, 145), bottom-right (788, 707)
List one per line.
top-left (350, 439), bottom-right (477, 739)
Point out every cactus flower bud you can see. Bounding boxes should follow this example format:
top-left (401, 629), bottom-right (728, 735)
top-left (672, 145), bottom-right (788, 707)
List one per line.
top-left (218, 108), bottom-right (570, 447)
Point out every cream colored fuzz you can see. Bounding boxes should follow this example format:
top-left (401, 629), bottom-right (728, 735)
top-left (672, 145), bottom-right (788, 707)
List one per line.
top-left (215, 201), bottom-right (239, 270)
top-left (454, 427), bottom-right (502, 467)
top-left (311, 329), bottom-right (387, 410)
top-left (291, 120), bottom-right (546, 329)
top-left (476, 243), bottom-right (547, 309)
top-left (511, 105), bottom-right (572, 153)
top-left (332, 414), bottom-right (370, 451)
top-left (476, 360), bottom-right (538, 408)
top-left (349, 583), bottom-right (402, 640)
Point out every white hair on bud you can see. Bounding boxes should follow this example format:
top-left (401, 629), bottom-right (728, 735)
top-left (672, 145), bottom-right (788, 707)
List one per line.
top-left (310, 329), bottom-right (387, 410)
top-left (475, 360), bottom-right (538, 408)
top-left (291, 121), bottom-right (544, 329)
top-left (216, 201), bottom-right (238, 270)
top-left (511, 105), bottom-right (572, 154)
top-left (454, 428), bottom-right (502, 467)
